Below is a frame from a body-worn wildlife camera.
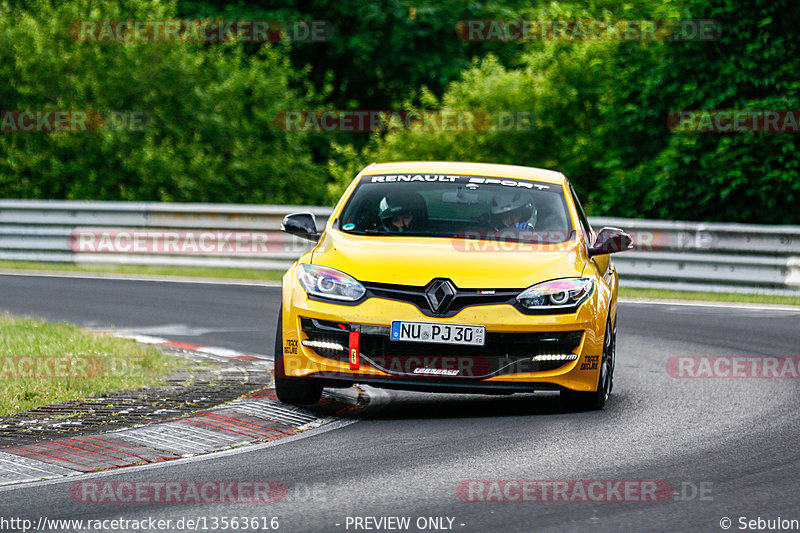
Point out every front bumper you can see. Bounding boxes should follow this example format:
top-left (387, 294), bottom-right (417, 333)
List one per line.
top-left (281, 282), bottom-right (606, 393)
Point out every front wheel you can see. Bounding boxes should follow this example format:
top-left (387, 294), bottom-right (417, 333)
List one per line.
top-left (274, 310), bottom-right (323, 405)
top-left (561, 316), bottom-right (615, 412)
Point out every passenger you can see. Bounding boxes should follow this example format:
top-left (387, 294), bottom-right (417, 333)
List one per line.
top-left (378, 192), bottom-right (427, 232)
top-left (490, 190), bottom-right (536, 230)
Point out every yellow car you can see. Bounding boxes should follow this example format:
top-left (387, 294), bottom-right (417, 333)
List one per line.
top-left (276, 161), bottom-right (632, 410)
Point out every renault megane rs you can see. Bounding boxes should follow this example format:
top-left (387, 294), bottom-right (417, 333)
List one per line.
top-left (275, 161), bottom-right (631, 410)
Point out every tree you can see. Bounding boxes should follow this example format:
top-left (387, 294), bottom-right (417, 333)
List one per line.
top-left (596, 0), bottom-right (800, 222)
top-left (177, 0), bottom-right (525, 110)
top-left (0, 0), bottom-right (326, 204)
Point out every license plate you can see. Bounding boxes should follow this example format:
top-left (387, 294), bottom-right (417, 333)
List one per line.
top-left (390, 321), bottom-right (485, 346)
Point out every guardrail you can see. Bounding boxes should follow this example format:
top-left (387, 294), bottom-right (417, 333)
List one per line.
top-left (590, 217), bottom-right (800, 294)
top-left (1, 200), bottom-right (798, 294)
top-left (0, 200), bottom-right (331, 271)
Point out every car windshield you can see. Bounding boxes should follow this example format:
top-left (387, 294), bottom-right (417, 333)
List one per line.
top-left (337, 174), bottom-right (575, 244)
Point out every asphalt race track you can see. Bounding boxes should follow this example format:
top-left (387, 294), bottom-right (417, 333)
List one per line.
top-left (1, 273), bottom-right (799, 532)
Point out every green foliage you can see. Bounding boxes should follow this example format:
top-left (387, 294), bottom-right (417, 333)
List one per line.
top-left (335, 0), bottom-right (799, 222)
top-left (0, 0), bottom-right (797, 222)
top-left (177, 0), bottom-right (524, 110)
top-left (330, 1), bottom-right (665, 201)
top-left (0, 0), bottom-right (326, 203)
top-left (594, 0), bottom-right (800, 222)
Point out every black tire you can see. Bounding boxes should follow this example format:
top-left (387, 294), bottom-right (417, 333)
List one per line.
top-left (273, 309), bottom-right (323, 405)
top-left (561, 316), bottom-right (615, 412)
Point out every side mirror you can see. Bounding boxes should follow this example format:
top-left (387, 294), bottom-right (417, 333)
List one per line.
top-left (281, 212), bottom-right (320, 242)
top-left (588, 227), bottom-right (633, 256)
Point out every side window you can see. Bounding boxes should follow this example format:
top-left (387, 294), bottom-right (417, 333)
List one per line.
top-left (569, 184), bottom-right (593, 242)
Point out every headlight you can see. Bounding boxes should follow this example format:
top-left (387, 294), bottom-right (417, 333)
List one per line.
top-left (298, 264), bottom-right (366, 301)
top-left (516, 278), bottom-right (594, 309)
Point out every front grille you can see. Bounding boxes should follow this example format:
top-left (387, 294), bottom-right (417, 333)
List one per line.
top-left (300, 317), bottom-right (582, 378)
top-left (363, 280), bottom-right (520, 317)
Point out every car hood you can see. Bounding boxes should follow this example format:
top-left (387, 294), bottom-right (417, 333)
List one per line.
top-left (310, 230), bottom-right (586, 288)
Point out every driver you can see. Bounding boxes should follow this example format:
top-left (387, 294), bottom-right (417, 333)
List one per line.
top-left (490, 190), bottom-right (536, 230)
top-left (378, 191), bottom-right (426, 232)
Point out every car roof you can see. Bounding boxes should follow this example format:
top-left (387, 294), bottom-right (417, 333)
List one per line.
top-left (360, 161), bottom-right (567, 185)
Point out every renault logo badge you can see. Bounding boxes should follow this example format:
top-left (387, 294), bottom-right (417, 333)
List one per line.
top-left (425, 279), bottom-right (456, 313)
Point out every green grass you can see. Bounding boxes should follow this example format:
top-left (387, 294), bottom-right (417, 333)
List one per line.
top-left (0, 314), bottom-right (182, 416)
top-left (0, 260), bottom-right (285, 281)
top-left (620, 287), bottom-right (800, 306)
